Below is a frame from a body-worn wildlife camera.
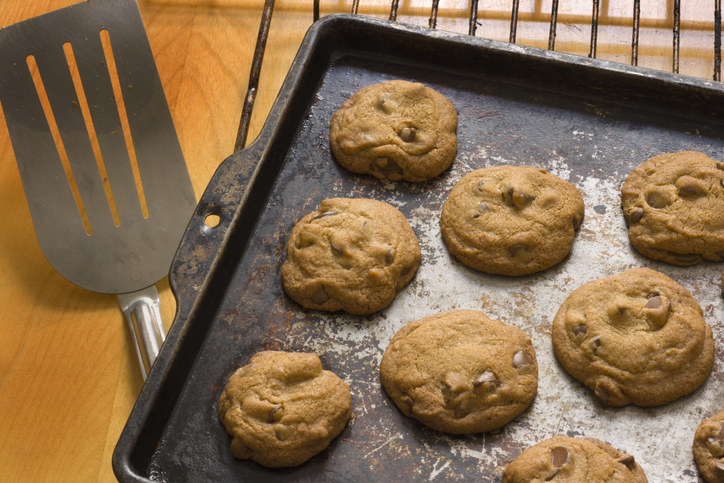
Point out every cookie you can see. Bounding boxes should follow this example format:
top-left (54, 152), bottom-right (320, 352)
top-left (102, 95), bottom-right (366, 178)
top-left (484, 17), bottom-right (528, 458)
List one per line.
top-left (217, 351), bottom-right (351, 468)
top-left (621, 151), bottom-right (724, 266)
top-left (693, 409), bottom-right (724, 482)
top-left (552, 267), bottom-right (714, 407)
top-left (440, 165), bottom-right (584, 276)
top-left (501, 435), bottom-right (648, 482)
top-left (281, 198), bottom-right (421, 315)
top-left (379, 309), bottom-right (537, 434)
top-left (329, 80), bottom-right (457, 182)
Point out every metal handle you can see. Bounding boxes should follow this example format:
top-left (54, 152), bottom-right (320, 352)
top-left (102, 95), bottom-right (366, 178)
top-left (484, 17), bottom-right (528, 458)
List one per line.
top-left (118, 285), bottom-right (165, 380)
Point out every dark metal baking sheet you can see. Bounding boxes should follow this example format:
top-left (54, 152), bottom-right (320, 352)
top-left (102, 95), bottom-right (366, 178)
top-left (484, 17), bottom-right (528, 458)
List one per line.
top-left (113, 14), bottom-right (724, 482)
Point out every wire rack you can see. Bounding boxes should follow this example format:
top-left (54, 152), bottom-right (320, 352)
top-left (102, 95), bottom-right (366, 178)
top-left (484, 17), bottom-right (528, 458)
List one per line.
top-left (235, 0), bottom-right (723, 150)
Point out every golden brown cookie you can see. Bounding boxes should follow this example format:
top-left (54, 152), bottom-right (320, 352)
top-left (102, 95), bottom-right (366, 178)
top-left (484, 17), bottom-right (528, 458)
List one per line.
top-left (440, 165), bottom-right (584, 276)
top-left (552, 267), bottom-right (714, 407)
top-left (329, 80), bottom-right (457, 182)
top-left (694, 409), bottom-right (724, 483)
top-left (380, 309), bottom-right (538, 434)
top-left (621, 151), bottom-right (724, 266)
top-left (281, 198), bottom-right (421, 314)
top-left (501, 436), bottom-right (648, 482)
top-left (217, 351), bottom-right (351, 468)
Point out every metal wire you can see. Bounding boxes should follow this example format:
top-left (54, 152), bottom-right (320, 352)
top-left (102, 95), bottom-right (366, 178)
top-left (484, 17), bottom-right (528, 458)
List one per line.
top-left (716, 0), bottom-right (722, 81)
top-left (548, 0), bottom-right (559, 51)
top-left (234, 0), bottom-right (275, 152)
top-left (235, 0), bottom-right (723, 150)
top-left (589, 0), bottom-right (600, 58)
top-left (632, 0), bottom-right (640, 66)
top-left (673, 0), bottom-right (681, 74)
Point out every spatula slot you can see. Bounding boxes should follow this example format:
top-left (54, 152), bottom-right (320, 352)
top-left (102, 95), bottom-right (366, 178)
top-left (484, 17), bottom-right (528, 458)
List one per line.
top-left (26, 53), bottom-right (94, 235)
top-left (99, 28), bottom-right (149, 220)
top-left (62, 40), bottom-right (122, 228)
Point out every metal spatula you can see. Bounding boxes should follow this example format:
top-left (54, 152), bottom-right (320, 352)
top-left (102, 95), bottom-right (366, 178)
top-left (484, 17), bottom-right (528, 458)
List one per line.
top-left (0, 0), bottom-right (196, 379)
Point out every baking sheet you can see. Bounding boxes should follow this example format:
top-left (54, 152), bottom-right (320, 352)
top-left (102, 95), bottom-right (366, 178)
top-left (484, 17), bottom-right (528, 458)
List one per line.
top-left (114, 14), bottom-right (724, 482)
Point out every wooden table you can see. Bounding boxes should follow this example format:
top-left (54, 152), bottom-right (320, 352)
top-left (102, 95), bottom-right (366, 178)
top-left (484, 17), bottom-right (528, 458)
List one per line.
top-left (0, 1), bottom-right (719, 481)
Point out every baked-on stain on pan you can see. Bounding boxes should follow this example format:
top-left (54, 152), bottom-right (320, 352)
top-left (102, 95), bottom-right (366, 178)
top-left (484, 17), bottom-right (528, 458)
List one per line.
top-left (114, 14), bottom-right (724, 482)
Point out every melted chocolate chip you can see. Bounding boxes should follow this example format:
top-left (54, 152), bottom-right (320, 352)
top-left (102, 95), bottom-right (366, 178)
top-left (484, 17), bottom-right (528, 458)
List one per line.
top-left (312, 210), bottom-right (339, 220)
top-left (616, 454), bottom-right (636, 471)
top-left (473, 371), bottom-right (497, 386)
top-left (385, 249), bottom-right (394, 265)
top-left (646, 190), bottom-right (673, 209)
top-left (508, 243), bottom-right (529, 257)
top-left (594, 384), bottom-right (610, 403)
top-left (374, 157), bottom-right (403, 177)
top-left (629, 207), bottom-right (644, 224)
top-left (472, 201), bottom-right (490, 219)
top-left (550, 446), bottom-right (569, 467)
top-left (716, 460), bottom-right (724, 473)
top-left (645, 295), bottom-right (660, 309)
top-left (591, 336), bottom-right (602, 354)
top-left (267, 405), bottom-right (283, 423)
top-left (572, 213), bottom-right (582, 230)
top-left (310, 285), bottom-right (329, 304)
top-left (670, 252), bottom-right (701, 265)
top-left (512, 350), bottom-right (534, 368)
top-left (572, 323), bottom-right (587, 337)
top-left (399, 126), bottom-right (417, 142)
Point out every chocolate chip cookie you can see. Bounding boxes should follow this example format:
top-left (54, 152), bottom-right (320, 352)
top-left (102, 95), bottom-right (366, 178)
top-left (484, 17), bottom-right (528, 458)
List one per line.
top-left (281, 198), bottom-right (421, 315)
top-left (694, 409), bottom-right (724, 482)
top-left (329, 80), bottom-right (458, 182)
top-left (552, 267), bottom-right (714, 407)
top-left (379, 309), bottom-right (538, 434)
top-left (218, 351), bottom-right (351, 468)
top-left (501, 436), bottom-right (648, 482)
top-left (621, 151), bottom-right (724, 266)
top-left (440, 165), bottom-right (585, 276)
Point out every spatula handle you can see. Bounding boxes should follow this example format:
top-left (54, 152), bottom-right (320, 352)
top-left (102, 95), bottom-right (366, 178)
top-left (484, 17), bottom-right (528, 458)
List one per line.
top-left (117, 286), bottom-right (165, 380)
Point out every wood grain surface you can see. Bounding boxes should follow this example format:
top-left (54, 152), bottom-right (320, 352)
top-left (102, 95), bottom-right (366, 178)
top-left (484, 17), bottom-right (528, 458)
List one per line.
top-left (0, 0), bottom-right (719, 481)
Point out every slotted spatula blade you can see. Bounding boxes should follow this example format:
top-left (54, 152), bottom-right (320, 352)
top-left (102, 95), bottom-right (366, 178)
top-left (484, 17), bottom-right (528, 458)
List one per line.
top-left (0, 0), bottom-right (197, 379)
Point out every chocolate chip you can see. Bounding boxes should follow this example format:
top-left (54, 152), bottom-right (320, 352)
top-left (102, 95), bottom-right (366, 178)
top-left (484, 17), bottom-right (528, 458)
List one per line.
top-left (616, 454), bottom-right (636, 471)
top-left (646, 189), bottom-right (673, 208)
top-left (473, 370), bottom-right (497, 386)
top-left (629, 207), bottom-right (643, 224)
top-left (374, 157), bottom-right (403, 177)
top-left (508, 243), bottom-right (528, 257)
top-left (544, 470), bottom-right (560, 482)
top-left (310, 285), bottom-right (329, 304)
top-left (400, 394), bottom-right (414, 414)
top-left (678, 184), bottom-right (705, 197)
top-left (645, 295), bottom-right (660, 309)
top-left (594, 384), bottom-right (610, 403)
top-left (572, 213), bottom-right (582, 230)
top-left (385, 249), bottom-right (394, 265)
top-left (454, 400), bottom-right (472, 418)
top-left (475, 180), bottom-right (487, 193)
top-left (330, 241), bottom-right (344, 256)
top-left (718, 163), bottom-right (724, 171)
top-left (572, 323), bottom-right (587, 337)
top-left (400, 265), bottom-right (413, 277)
top-left (670, 252), bottom-right (701, 265)
top-left (512, 350), bottom-right (534, 368)
top-left (472, 201), bottom-right (490, 218)
top-left (275, 428), bottom-right (286, 441)
top-left (399, 126), bottom-right (417, 142)
top-left (716, 460), bottom-right (724, 473)
top-left (590, 336), bottom-right (602, 355)
top-left (312, 210), bottom-right (339, 220)
top-left (267, 405), bottom-right (283, 423)
top-left (550, 446), bottom-right (569, 467)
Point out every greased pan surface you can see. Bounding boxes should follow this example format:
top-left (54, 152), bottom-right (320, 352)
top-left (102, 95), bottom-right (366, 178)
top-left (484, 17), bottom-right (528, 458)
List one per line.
top-left (114, 14), bottom-right (724, 482)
